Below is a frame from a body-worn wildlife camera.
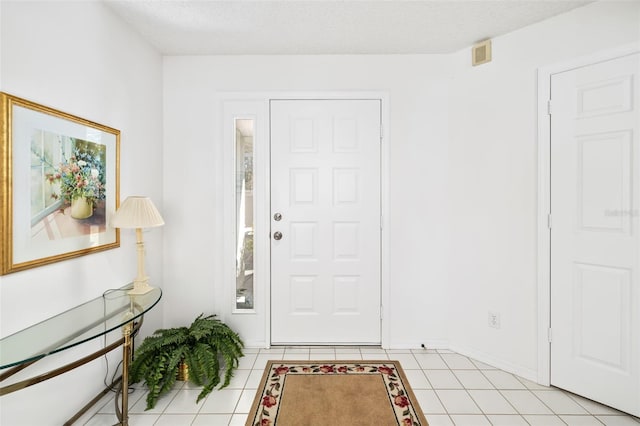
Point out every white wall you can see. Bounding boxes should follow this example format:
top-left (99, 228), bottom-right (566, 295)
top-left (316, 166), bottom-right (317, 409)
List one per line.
top-left (0, 2), bottom-right (163, 424)
top-left (447, 1), bottom-right (640, 379)
top-left (2, 3), bottom-right (638, 422)
top-left (162, 2), bottom-right (640, 361)
top-left (163, 55), bottom-right (452, 348)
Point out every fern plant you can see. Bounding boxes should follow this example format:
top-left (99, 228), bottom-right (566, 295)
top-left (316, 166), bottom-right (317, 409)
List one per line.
top-left (129, 314), bottom-right (244, 410)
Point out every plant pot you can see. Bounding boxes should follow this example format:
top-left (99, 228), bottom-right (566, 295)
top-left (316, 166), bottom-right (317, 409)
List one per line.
top-left (70, 196), bottom-right (93, 219)
top-left (176, 360), bottom-right (189, 381)
top-left (129, 314), bottom-right (244, 409)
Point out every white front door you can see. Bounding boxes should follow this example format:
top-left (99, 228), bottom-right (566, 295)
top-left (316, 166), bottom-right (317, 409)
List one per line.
top-left (270, 99), bottom-right (381, 345)
top-left (550, 52), bottom-right (640, 416)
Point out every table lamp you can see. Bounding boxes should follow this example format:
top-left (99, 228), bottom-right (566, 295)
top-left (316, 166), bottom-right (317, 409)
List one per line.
top-left (111, 196), bottom-right (165, 295)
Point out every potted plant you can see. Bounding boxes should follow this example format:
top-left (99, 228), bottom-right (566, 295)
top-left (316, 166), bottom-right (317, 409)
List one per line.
top-left (129, 314), bottom-right (244, 410)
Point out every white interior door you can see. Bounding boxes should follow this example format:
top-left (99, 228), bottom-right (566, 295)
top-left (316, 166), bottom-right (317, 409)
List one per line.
top-left (550, 52), bottom-right (640, 416)
top-left (270, 99), bottom-right (381, 345)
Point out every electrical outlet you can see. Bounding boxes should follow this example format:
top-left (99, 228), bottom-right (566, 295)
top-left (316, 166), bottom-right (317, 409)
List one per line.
top-left (488, 311), bottom-right (501, 329)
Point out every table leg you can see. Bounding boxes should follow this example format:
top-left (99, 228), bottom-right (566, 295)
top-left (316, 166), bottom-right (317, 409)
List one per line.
top-left (119, 322), bottom-right (133, 426)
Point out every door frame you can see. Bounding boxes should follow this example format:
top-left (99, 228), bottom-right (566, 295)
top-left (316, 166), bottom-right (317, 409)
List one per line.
top-left (221, 91), bottom-right (390, 348)
top-left (536, 42), bottom-right (640, 385)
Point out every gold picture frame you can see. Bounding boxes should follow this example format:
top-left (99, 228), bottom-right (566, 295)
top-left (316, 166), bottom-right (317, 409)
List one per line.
top-left (1, 92), bottom-right (120, 275)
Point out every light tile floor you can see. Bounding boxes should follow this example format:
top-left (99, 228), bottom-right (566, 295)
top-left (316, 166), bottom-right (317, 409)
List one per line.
top-left (82, 347), bottom-right (640, 426)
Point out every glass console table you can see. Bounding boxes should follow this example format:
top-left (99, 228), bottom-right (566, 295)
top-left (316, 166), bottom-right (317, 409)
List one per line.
top-left (0, 285), bottom-right (162, 425)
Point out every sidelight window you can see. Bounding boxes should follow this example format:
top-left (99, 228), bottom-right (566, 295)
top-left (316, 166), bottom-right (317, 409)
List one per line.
top-left (235, 119), bottom-right (254, 310)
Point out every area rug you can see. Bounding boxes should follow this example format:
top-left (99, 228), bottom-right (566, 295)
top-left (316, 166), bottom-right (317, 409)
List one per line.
top-left (246, 360), bottom-right (429, 426)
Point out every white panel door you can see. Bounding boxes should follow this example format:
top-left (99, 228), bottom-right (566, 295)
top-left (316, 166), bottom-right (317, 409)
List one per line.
top-left (551, 53), bottom-right (640, 416)
top-left (270, 99), bottom-right (381, 344)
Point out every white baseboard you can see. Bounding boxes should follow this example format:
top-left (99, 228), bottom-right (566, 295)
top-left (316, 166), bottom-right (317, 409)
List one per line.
top-left (243, 340), bottom-right (450, 350)
top-left (243, 340), bottom-right (268, 349)
top-left (386, 340), bottom-right (450, 350)
top-left (449, 344), bottom-right (538, 383)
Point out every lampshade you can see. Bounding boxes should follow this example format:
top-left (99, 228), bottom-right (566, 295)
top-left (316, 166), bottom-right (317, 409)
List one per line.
top-left (112, 196), bottom-right (164, 229)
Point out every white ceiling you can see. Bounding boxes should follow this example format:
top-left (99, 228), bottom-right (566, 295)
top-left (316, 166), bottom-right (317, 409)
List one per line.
top-left (104, 0), bottom-right (593, 55)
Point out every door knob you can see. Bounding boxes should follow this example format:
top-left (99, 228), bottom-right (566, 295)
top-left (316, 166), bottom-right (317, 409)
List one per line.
top-left (273, 231), bottom-right (283, 240)
top-left (274, 213), bottom-right (282, 221)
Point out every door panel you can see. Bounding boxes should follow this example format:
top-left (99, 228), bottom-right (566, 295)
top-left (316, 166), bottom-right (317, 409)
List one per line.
top-left (270, 99), bottom-right (381, 344)
top-left (550, 53), bottom-right (640, 416)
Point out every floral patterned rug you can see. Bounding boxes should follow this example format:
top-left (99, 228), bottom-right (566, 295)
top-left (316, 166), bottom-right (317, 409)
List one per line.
top-left (246, 360), bottom-right (429, 426)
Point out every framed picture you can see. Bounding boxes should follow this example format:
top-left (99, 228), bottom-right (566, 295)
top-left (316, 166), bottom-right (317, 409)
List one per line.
top-left (1, 92), bottom-right (120, 275)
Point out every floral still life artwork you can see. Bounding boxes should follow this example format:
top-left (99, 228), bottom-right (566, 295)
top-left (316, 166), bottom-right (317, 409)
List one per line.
top-left (32, 132), bottom-right (107, 237)
top-left (1, 92), bottom-right (119, 275)
top-left (44, 137), bottom-right (106, 220)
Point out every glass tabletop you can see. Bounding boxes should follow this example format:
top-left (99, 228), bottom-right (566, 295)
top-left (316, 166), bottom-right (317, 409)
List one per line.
top-left (0, 285), bottom-right (162, 369)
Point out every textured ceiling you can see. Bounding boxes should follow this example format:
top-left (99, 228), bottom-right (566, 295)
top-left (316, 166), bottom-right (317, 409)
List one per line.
top-left (104, 0), bottom-right (593, 55)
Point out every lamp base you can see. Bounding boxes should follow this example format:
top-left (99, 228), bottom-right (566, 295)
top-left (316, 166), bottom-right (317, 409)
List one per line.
top-left (128, 278), bottom-right (154, 295)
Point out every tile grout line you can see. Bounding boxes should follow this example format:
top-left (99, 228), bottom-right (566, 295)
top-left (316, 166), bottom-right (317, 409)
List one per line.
top-left (477, 368), bottom-right (530, 419)
top-left (443, 358), bottom-right (488, 418)
top-left (429, 352), bottom-right (452, 416)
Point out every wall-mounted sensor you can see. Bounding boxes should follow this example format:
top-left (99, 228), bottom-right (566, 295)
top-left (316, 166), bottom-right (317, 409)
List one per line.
top-left (472, 39), bottom-right (492, 66)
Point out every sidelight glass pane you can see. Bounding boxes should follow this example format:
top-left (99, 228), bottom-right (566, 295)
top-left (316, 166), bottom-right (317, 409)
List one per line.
top-left (235, 119), bottom-right (254, 310)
